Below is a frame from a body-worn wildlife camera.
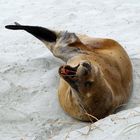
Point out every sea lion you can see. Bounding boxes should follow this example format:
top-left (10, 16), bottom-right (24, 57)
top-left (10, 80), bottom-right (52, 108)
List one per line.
top-left (5, 23), bottom-right (132, 122)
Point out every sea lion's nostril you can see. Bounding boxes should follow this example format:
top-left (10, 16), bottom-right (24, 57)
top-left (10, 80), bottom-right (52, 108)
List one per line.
top-left (82, 62), bottom-right (91, 71)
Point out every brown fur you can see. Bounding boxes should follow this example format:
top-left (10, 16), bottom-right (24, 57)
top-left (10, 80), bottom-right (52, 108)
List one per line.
top-left (57, 34), bottom-right (132, 121)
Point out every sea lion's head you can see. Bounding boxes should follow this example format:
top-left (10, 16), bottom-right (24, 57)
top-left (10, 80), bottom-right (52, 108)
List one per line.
top-left (59, 60), bottom-right (99, 97)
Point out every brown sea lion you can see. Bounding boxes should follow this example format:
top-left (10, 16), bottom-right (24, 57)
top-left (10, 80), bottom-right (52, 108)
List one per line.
top-left (5, 23), bottom-right (132, 122)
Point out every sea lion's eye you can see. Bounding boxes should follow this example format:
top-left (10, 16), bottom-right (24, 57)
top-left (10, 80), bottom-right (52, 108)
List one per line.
top-left (85, 81), bottom-right (93, 88)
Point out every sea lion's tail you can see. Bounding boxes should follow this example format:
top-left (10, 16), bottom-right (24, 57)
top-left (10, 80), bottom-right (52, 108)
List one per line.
top-left (5, 22), bottom-right (57, 42)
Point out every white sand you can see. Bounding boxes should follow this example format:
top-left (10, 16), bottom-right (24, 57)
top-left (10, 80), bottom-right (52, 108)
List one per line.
top-left (0, 0), bottom-right (140, 139)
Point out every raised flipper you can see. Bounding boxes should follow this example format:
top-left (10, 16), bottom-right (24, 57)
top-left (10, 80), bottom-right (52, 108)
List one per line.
top-left (5, 22), bottom-right (57, 42)
top-left (5, 22), bottom-right (87, 61)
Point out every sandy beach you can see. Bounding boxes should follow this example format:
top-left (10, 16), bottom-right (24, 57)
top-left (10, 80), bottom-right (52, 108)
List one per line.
top-left (0, 0), bottom-right (140, 139)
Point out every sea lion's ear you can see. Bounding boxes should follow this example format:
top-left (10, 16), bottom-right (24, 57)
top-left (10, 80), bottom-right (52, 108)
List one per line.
top-left (5, 22), bottom-right (57, 42)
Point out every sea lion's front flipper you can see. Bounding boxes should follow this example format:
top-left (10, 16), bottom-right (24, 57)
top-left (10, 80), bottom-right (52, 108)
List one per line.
top-left (5, 22), bottom-right (57, 42)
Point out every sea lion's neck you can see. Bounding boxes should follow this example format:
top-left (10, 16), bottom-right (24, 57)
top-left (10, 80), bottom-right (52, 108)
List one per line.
top-left (70, 70), bottom-right (113, 115)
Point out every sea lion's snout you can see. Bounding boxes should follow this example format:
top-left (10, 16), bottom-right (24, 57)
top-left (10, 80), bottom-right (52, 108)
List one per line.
top-left (76, 61), bottom-right (92, 77)
top-left (58, 61), bottom-right (95, 91)
top-left (82, 62), bottom-right (91, 71)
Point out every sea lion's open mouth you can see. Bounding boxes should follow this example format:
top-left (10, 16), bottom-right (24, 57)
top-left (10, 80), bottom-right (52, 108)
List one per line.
top-left (59, 64), bottom-right (79, 77)
top-left (59, 64), bottom-right (80, 91)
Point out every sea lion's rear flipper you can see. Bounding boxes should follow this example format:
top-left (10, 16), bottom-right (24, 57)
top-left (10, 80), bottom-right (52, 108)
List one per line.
top-left (5, 22), bottom-right (57, 42)
top-left (5, 22), bottom-right (87, 62)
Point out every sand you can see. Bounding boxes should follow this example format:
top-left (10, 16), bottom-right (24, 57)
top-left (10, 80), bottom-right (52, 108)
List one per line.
top-left (0, 0), bottom-right (140, 139)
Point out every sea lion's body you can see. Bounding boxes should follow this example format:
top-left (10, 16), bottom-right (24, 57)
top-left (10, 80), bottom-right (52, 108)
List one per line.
top-left (58, 36), bottom-right (132, 121)
top-left (5, 23), bottom-right (132, 121)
